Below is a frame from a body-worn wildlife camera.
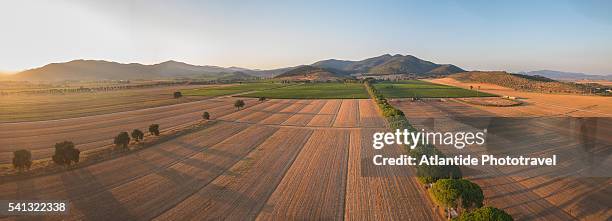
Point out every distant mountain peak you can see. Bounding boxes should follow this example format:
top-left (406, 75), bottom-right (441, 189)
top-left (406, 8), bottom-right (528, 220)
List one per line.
top-left (312, 54), bottom-right (464, 75)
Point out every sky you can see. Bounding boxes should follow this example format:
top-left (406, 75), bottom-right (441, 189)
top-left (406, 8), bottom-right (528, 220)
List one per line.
top-left (1, 0), bottom-right (611, 74)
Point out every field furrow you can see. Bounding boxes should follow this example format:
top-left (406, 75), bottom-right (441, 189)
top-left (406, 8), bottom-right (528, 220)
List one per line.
top-left (358, 99), bottom-right (386, 128)
top-left (0, 98), bottom-right (259, 163)
top-left (0, 122), bottom-right (250, 219)
top-left (256, 130), bottom-right (350, 220)
top-left (344, 129), bottom-right (442, 220)
top-left (297, 100), bottom-right (326, 114)
top-left (155, 127), bottom-right (313, 220)
top-left (393, 99), bottom-right (611, 220)
top-left (333, 100), bottom-right (359, 128)
top-left (236, 101), bottom-right (296, 123)
top-left (65, 125), bottom-right (278, 220)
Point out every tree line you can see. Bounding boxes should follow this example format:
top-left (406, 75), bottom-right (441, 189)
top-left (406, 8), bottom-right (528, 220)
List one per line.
top-left (364, 80), bottom-right (512, 220)
top-left (12, 98), bottom-right (250, 172)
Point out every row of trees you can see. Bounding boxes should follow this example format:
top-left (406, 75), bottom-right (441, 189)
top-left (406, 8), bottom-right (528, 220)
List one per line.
top-left (13, 98), bottom-right (251, 172)
top-left (114, 124), bottom-right (161, 149)
top-left (11, 124), bottom-right (163, 172)
top-left (12, 141), bottom-right (81, 171)
top-left (363, 80), bottom-right (512, 220)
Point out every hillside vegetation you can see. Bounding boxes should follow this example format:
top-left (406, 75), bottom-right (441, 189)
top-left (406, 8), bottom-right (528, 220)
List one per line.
top-left (313, 54), bottom-right (465, 75)
top-left (449, 71), bottom-right (591, 94)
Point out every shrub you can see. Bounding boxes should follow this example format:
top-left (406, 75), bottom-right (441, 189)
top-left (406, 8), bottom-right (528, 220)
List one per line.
top-left (202, 111), bottom-right (210, 120)
top-left (459, 179), bottom-right (484, 210)
top-left (387, 115), bottom-right (414, 131)
top-left (382, 107), bottom-right (404, 117)
top-left (455, 206), bottom-right (513, 221)
top-left (411, 146), bottom-right (462, 184)
top-left (149, 124), bottom-right (160, 136)
top-left (173, 91), bottom-right (182, 98)
top-left (234, 100), bottom-right (245, 109)
top-left (430, 179), bottom-right (483, 212)
top-left (52, 141), bottom-right (80, 166)
top-left (258, 97), bottom-right (266, 102)
top-left (131, 129), bottom-right (144, 142)
top-left (12, 149), bottom-right (32, 171)
top-left (114, 132), bottom-right (131, 149)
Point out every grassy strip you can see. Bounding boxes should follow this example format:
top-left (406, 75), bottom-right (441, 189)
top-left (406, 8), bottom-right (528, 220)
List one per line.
top-left (241, 83), bottom-right (369, 99)
top-left (181, 83), bottom-right (289, 97)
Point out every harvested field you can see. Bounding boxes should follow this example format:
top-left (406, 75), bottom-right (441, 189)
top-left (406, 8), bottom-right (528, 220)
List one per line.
top-left (2, 98), bottom-right (443, 220)
top-left (155, 128), bottom-right (313, 220)
top-left (236, 101), bottom-right (298, 124)
top-left (297, 100), bottom-right (326, 114)
top-left (307, 100), bottom-right (342, 127)
top-left (358, 99), bottom-right (387, 128)
top-left (306, 114), bottom-right (336, 127)
top-left (0, 97), bottom-right (259, 163)
top-left (282, 113), bottom-right (316, 126)
top-left (455, 97), bottom-right (522, 107)
top-left (0, 85), bottom-right (210, 122)
top-left (344, 129), bottom-right (441, 220)
top-left (0, 121), bottom-right (250, 220)
top-left (393, 98), bottom-right (612, 220)
top-left (333, 100), bottom-right (359, 128)
top-left (429, 77), bottom-right (612, 117)
top-left (256, 130), bottom-right (350, 220)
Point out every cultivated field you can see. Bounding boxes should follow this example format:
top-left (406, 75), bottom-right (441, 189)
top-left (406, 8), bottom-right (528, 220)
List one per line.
top-left (392, 98), bottom-right (612, 220)
top-left (373, 80), bottom-right (496, 98)
top-left (429, 78), bottom-right (612, 117)
top-left (1, 98), bottom-right (443, 220)
top-left (0, 97), bottom-right (259, 164)
top-left (181, 83), bottom-right (289, 97)
top-left (0, 85), bottom-right (211, 122)
top-left (242, 83), bottom-right (370, 99)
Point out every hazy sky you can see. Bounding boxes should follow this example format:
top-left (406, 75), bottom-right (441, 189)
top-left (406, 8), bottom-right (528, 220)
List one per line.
top-left (1, 0), bottom-right (611, 74)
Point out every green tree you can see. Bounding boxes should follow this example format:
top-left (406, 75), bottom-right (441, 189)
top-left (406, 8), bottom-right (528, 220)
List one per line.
top-left (131, 129), bottom-right (144, 142)
top-left (258, 97), bottom-right (266, 102)
top-left (455, 206), bottom-right (513, 221)
top-left (12, 149), bottom-right (32, 171)
top-left (52, 141), bottom-right (80, 166)
top-left (458, 179), bottom-right (484, 210)
top-left (234, 99), bottom-right (245, 110)
top-left (431, 179), bottom-right (462, 209)
top-left (173, 91), bottom-right (182, 99)
top-left (149, 124), bottom-right (160, 136)
top-left (114, 132), bottom-right (131, 149)
top-left (202, 111), bottom-right (210, 120)
top-left (431, 179), bottom-right (484, 218)
top-left (411, 146), bottom-right (462, 184)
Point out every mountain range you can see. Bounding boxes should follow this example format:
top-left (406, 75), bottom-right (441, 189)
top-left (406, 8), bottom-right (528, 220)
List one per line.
top-left (2, 60), bottom-right (292, 82)
top-left (518, 70), bottom-right (612, 81)
top-left (311, 54), bottom-right (464, 75)
top-left (0, 54), bottom-right (521, 82)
